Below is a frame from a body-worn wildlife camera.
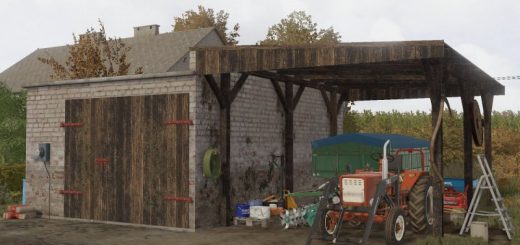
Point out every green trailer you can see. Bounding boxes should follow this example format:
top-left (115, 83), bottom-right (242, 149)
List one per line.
top-left (311, 133), bottom-right (430, 178)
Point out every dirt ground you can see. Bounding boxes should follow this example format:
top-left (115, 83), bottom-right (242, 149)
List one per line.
top-left (0, 218), bottom-right (511, 245)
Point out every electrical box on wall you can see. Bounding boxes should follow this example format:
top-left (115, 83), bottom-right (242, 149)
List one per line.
top-left (37, 143), bottom-right (51, 162)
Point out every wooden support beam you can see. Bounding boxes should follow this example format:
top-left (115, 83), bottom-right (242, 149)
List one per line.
top-left (320, 89), bottom-right (331, 114)
top-left (461, 84), bottom-right (474, 209)
top-left (229, 73), bottom-right (249, 103)
top-left (277, 63), bottom-right (424, 74)
top-left (204, 75), bottom-right (227, 107)
top-left (293, 74), bottom-right (426, 81)
top-left (270, 79), bottom-right (289, 113)
top-left (293, 85), bottom-right (305, 107)
top-left (329, 92), bottom-right (338, 135)
top-left (203, 73), bottom-right (249, 226)
top-left (285, 81), bottom-right (294, 192)
top-left (425, 61), bottom-right (445, 237)
top-left (251, 71), bottom-right (334, 93)
top-left (219, 73), bottom-right (232, 226)
top-left (337, 92), bottom-right (348, 115)
top-left (320, 89), bottom-right (343, 136)
top-left (269, 80), bottom-right (307, 192)
top-left (482, 92), bottom-right (494, 169)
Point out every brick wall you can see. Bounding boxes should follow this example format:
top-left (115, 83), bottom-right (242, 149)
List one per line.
top-left (25, 72), bottom-right (198, 229)
top-left (25, 72), bottom-right (343, 230)
top-left (194, 75), bottom-right (344, 227)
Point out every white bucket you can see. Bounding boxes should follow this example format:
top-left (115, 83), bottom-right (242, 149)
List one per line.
top-left (250, 206), bottom-right (271, 219)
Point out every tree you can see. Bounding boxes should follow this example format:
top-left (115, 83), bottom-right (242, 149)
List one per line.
top-left (0, 83), bottom-right (26, 164)
top-left (38, 20), bottom-right (142, 81)
top-left (259, 11), bottom-right (341, 45)
top-left (173, 5), bottom-right (240, 45)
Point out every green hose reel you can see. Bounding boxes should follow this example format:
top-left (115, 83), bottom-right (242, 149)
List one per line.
top-left (203, 148), bottom-right (221, 179)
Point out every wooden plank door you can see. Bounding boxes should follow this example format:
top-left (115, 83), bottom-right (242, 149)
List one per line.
top-left (64, 94), bottom-right (190, 228)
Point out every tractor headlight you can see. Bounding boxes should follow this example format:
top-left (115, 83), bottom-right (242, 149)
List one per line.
top-left (332, 196), bottom-right (340, 204)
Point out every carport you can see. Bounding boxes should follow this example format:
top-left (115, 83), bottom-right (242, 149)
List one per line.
top-left (192, 40), bottom-right (505, 234)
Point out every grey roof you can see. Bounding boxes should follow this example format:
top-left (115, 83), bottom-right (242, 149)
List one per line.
top-left (0, 27), bottom-right (223, 91)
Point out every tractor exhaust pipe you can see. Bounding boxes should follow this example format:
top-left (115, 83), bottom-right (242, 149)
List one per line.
top-left (382, 140), bottom-right (390, 180)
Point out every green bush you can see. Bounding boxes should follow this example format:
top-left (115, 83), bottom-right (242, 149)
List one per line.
top-left (0, 164), bottom-right (24, 211)
top-left (0, 82), bottom-right (26, 164)
top-left (0, 164), bottom-right (25, 193)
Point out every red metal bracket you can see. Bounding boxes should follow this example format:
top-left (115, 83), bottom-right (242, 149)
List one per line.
top-left (60, 122), bottom-right (83, 128)
top-left (59, 190), bottom-right (82, 195)
top-left (164, 120), bottom-right (193, 126)
top-left (95, 158), bottom-right (110, 164)
top-left (164, 196), bottom-right (193, 203)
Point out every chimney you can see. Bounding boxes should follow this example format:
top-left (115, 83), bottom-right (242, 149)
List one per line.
top-left (133, 24), bottom-right (160, 37)
top-left (78, 32), bottom-right (103, 41)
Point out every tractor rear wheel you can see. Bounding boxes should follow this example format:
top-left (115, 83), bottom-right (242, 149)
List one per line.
top-left (409, 175), bottom-right (434, 233)
top-left (385, 207), bottom-right (406, 245)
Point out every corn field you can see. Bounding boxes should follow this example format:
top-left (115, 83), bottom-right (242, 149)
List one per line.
top-left (344, 110), bottom-right (520, 179)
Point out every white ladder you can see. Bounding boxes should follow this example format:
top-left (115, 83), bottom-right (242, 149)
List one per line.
top-left (459, 154), bottom-right (514, 240)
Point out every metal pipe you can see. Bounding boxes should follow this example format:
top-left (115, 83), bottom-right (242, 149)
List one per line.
top-left (382, 140), bottom-right (390, 180)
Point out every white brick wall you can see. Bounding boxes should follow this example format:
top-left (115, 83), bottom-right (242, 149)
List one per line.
top-left (25, 73), bottom-right (198, 230)
top-left (194, 75), bottom-right (343, 227)
top-left (25, 72), bottom-right (343, 229)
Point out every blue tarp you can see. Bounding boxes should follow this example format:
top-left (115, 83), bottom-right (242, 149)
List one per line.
top-left (311, 133), bottom-right (430, 150)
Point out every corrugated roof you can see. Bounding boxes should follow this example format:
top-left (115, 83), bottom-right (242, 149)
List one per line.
top-left (0, 27), bottom-right (220, 91)
top-left (311, 133), bottom-right (430, 150)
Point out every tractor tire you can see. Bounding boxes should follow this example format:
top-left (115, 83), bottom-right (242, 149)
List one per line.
top-left (409, 175), bottom-right (434, 233)
top-left (385, 207), bottom-right (406, 245)
top-left (320, 209), bottom-right (338, 238)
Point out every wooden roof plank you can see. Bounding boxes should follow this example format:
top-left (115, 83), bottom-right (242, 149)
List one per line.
top-left (193, 40), bottom-right (504, 97)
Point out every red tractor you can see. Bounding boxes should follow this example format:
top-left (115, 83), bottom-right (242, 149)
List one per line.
top-left (307, 140), bottom-right (434, 245)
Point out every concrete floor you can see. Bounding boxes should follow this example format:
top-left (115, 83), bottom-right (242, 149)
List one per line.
top-left (0, 218), bottom-right (511, 245)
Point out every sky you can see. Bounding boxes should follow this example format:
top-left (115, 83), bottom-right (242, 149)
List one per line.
top-left (0, 0), bottom-right (518, 112)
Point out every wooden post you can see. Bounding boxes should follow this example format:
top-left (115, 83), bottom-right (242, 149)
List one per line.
top-left (329, 92), bottom-right (338, 135)
top-left (219, 74), bottom-right (232, 226)
top-left (461, 86), bottom-right (474, 208)
top-left (320, 90), bottom-right (346, 136)
top-left (285, 81), bottom-right (294, 192)
top-left (426, 62), bottom-right (445, 237)
top-left (482, 92), bottom-right (494, 169)
top-left (204, 73), bottom-right (248, 226)
top-left (270, 79), bottom-right (305, 192)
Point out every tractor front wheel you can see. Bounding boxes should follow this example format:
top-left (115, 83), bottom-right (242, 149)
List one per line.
top-left (409, 175), bottom-right (434, 233)
top-left (320, 210), bottom-right (339, 238)
top-left (385, 207), bottom-right (406, 245)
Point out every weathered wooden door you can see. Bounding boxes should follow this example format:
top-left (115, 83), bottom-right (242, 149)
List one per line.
top-left (64, 94), bottom-right (190, 228)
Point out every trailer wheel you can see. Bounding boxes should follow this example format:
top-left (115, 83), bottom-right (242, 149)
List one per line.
top-left (385, 207), bottom-right (406, 245)
top-left (409, 175), bottom-right (433, 233)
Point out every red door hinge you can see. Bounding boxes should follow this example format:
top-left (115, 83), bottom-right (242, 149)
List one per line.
top-left (95, 158), bottom-right (110, 164)
top-left (60, 122), bottom-right (83, 128)
top-left (164, 196), bottom-right (193, 203)
top-left (59, 190), bottom-right (82, 195)
top-left (164, 120), bottom-right (193, 126)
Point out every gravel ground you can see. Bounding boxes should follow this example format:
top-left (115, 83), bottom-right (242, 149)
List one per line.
top-left (0, 218), bottom-right (511, 245)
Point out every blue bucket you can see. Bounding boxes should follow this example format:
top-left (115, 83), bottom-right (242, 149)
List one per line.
top-left (235, 203), bottom-right (250, 218)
